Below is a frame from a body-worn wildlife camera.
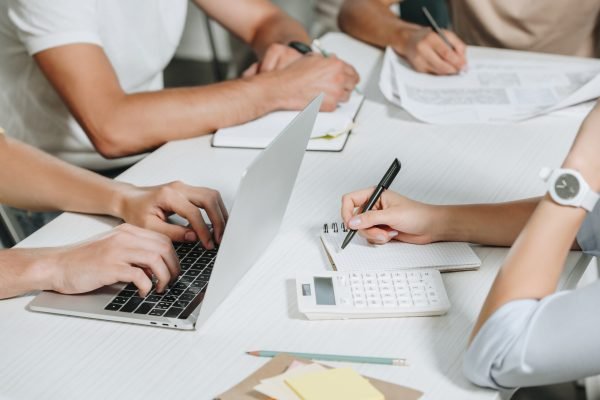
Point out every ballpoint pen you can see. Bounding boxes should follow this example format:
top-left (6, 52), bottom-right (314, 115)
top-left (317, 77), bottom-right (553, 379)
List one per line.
top-left (421, 6), bottom-right (456, 51)
top-left (341, 158), bottom-right (401, 250)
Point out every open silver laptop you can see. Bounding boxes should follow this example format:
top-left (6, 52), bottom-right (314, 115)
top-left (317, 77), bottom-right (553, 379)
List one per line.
top-left (28, 94), bottom-right (323, 330)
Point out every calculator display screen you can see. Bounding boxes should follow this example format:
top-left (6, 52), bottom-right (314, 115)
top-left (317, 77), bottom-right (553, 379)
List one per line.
top-left (314, 277), bottom-right (336, 305)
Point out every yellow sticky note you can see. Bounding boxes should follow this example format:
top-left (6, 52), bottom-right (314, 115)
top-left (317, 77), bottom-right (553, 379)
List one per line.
top-left (285, 367), bottom-right (384, 400)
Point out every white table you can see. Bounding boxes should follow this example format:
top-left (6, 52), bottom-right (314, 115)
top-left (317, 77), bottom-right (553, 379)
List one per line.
top-left (0, 34), bottom-right (594, 400)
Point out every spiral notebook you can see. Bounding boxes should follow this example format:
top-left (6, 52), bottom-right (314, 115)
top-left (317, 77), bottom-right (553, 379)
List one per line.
top-left (212, 92), bottom-right (364, 152)
top-left (320, 223), bottom-right (481, 272)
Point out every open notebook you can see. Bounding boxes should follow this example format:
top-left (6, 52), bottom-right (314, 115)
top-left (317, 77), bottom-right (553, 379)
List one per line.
top-left (320, 223), bottom-right (481, 272)
top-left (212, 92), bottom-right (364, 152)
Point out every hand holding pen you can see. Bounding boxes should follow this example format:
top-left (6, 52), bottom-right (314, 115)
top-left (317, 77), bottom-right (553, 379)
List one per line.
top-left (396, 7), bottom-right (466, 75)
top-left (341, 159), bottom-right (401, 249)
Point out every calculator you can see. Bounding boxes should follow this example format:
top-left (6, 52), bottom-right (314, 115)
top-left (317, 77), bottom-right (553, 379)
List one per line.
top-left (296, 269), bottom-right (450, 320)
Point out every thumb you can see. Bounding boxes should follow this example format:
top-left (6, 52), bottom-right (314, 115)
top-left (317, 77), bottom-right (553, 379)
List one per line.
top-left (242, 63), bottom-right (259, 77)
top-left (148, 220), bottom-right (197, 243)
top-left (348, 208), bottom-right (393, 230)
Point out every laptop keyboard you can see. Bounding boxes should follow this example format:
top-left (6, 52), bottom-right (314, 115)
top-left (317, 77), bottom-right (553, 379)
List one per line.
top-left (104, 242), bottom-right (217, 319)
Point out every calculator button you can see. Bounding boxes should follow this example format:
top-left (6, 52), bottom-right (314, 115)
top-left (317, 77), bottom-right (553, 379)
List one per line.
top-left (364, 285), bottom-right (378, 293)
top-left (392, 272), bottom-right (406, 279)
top-left (407, 271), bottom-right (420, 281)
top-left (398, 299), bottom-right (413, 307)
top-left (429, 298), bottom-right (440, 305)
top-left (351, 284), bottom-right (364, 292)
top-left (422, 271), bottom-right (432, 278)
top-left (353, 293), bottom-right (366, 303)
top-left (394, 282), bottom-right (408, 291)
top-left (354, 299), bottom-right (367, 308)
top-left (379, 283), bottom-right (394, 291)
top-left (414, 299), bottom-right (429, 307)
top-left (368, 298), bottom-right (382, 307)
top-left (410, 284), bottom-right (425, 292)
top-left (377, 272), bottom-right (391, 280)
top-left (383, 299), bottom-right (397, 307)
top-left (396, 291), bottom-right (410, 299)
top-left (412, 292), bottom-right (426, 301)
top-left (364, 278), bottom-right (376, 286)
top-left (381, 293), bottom-right (395, 303)
top-left (364, 272), bottom-right (376, 279)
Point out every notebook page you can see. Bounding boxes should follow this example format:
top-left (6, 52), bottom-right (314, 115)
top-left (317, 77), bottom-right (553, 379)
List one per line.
top-left (321, 232), bottom-right (480, 272)
top-left (213, 92), bottom-right (363, 150)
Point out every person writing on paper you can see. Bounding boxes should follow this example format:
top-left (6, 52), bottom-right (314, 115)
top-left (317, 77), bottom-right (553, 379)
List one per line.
top-left (0, 0), bottom-right (359, 170)
top-left (341, 102), bottom-right (600, 387)
top-left (0, 128), bottom-right (227, 300)
top-left (338, 0), bottom-right (600, 75)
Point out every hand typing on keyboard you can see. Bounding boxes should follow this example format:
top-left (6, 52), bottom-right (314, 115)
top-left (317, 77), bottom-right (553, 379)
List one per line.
top-left (40, 224), bottom-right (180, 297)
top-left (114, 181), bottom-right (229, 249)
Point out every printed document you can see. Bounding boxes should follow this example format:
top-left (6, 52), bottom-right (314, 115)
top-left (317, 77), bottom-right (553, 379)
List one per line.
top-left (380, 47), bottom-right (600, 124)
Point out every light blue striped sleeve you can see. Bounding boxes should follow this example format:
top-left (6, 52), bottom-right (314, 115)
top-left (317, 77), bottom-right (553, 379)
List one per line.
top-left (578, 202), bottom-right (600, 256)
top-left (464, 280), bottom-right (600, 390)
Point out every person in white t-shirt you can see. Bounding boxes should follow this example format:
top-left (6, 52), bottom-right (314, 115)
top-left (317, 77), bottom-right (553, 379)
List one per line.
top-left (0, 127), bottom-right (227, 300)
top-left (0, 0), bottom-right (359, 170)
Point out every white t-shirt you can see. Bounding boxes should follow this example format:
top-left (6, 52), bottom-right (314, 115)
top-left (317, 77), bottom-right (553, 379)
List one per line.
top-left (0, 0), bottom-right (188, 170)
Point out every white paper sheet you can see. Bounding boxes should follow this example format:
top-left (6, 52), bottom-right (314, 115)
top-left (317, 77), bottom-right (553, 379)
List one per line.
top-left (380, 47), bottom-right (600, 124)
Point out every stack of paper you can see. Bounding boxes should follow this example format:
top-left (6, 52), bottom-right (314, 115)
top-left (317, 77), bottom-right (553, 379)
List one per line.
top-left (254, 363), bottom-right (384, 400)
top-left (215, 354), bottom-right (423, 400)
top-left (212, 92), bottom-right (364, 152)
top-left (380, 47), bottom-right (600, 124)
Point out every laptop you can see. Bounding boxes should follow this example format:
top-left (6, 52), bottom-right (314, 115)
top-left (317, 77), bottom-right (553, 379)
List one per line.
top-left (28, 94), bottom-right (323, 330)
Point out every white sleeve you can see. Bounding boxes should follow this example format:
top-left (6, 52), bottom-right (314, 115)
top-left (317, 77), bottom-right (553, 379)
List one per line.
top-left (578, 201), bottom-right (600, 257)
top-left (464, 280), bottom-right (600, 389)
top-left (7, 0), bottom-right (101, 55)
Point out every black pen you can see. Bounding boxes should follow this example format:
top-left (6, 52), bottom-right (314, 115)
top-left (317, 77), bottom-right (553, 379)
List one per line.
top-left (421, 6), bottom-right (456, 51)
top-left (341, 158), bottom-right (401, 250)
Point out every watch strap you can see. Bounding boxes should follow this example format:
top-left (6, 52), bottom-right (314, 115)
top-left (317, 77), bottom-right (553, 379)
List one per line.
top-left (582, 189), bottom-right (600, 212)
top-left (288, 41), bottom-right (313, 55)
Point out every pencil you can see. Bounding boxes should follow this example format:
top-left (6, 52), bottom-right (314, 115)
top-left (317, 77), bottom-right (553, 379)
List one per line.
top-left (246, 350), bottom-right (408, 366)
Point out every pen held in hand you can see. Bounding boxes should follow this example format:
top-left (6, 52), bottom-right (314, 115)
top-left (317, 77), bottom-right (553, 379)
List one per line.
top-left (341, 158), bottom-right (401, 250)
top-left (421, 6), bottom-right (456, 51)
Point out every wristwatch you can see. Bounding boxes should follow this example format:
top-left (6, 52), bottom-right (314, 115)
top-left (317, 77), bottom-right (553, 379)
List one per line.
top-left (540, 167), bottom-right (600, 211)
top-left (288, 41), bottom-right (313, 55)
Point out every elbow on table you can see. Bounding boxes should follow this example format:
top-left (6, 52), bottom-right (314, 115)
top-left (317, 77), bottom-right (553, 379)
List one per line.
top-left (86, 122), bottom-right (144, 159)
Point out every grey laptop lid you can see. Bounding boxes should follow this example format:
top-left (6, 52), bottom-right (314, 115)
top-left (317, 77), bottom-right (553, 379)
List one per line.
top-left (195, 94), bottom-right (323, 327)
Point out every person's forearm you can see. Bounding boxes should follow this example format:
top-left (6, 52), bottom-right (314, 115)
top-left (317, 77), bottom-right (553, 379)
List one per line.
top-left (0, 135), bottom-right (131, 216)
top-left (470, 196), bottom-right (586, 341)
top-left (249, 11), bottom-right (309, 58)
top-left (338, 0), bottom-right (419, 54)
top-left (436, 199), bottom-right (540, 246)
top-left (0, 248), bottom-right (52, 299)
top-left (83, 75), bottom-right (281, 158)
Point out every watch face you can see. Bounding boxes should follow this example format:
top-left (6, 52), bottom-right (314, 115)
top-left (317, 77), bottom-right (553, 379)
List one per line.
top-left (555, 173), bottom-right (580, 200)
